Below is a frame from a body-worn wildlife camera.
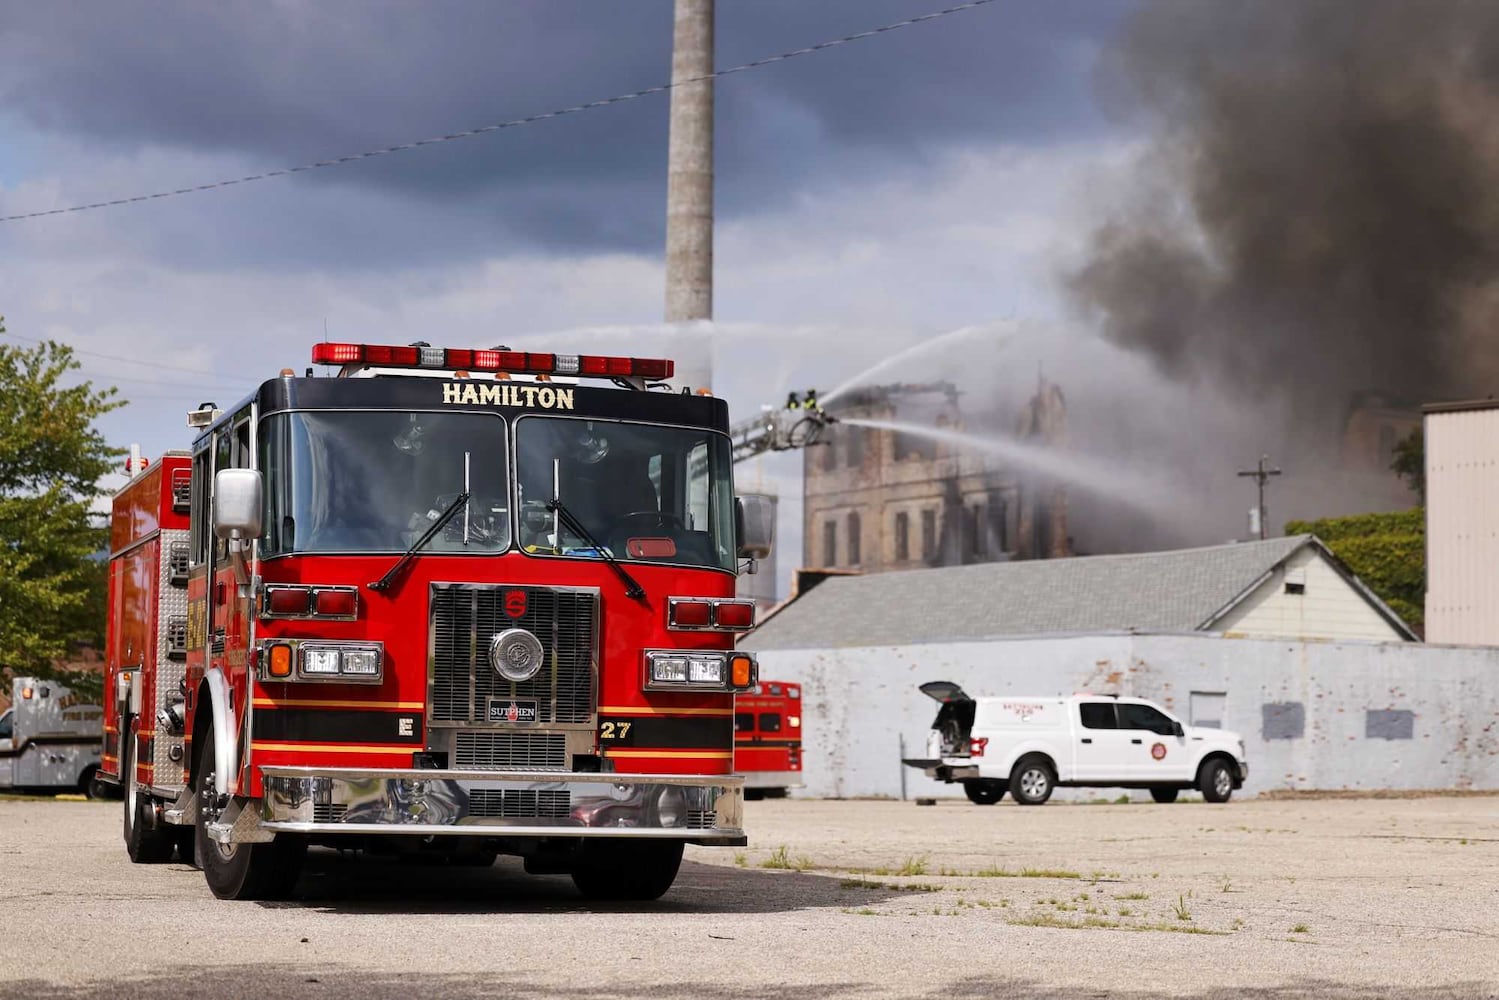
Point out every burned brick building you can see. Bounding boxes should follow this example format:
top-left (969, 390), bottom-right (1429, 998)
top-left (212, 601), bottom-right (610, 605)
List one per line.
top-left (802, 379), bottom-right (1070, 575)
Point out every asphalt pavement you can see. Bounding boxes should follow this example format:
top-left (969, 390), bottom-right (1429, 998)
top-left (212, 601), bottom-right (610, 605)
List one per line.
top-left (1, 794), bottom-right (1496, 998)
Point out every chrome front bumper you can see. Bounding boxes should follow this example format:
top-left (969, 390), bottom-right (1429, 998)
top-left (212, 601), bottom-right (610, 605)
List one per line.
top-left (250, 767), bottom-right (745, 845)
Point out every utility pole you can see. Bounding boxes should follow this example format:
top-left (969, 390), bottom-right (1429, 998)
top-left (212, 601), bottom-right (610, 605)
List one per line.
top-left (664, 0), bottom-right (714, 391)
top-left (1237, 454), bottom-right (1282, 540)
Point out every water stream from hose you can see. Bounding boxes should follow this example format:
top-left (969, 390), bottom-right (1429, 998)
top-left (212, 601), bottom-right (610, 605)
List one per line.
top-left (840, 417), bottom-right (1180, 514)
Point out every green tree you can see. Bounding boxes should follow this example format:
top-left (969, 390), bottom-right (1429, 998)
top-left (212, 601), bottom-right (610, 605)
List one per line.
top-left (1284, 509), bottom-right (1424, 632)
top-left (1390, 427), bottom-right (1424, 503)
top-left (0, 319), bottom-right (122, 699)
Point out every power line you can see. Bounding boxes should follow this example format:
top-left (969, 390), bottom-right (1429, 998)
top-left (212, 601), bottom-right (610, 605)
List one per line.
top-left (0, 0), bottom-right (998, 224)
top-left (0, 328), bottom-right (237, 378)
top-left (70, 370), bottom-right (243, 391)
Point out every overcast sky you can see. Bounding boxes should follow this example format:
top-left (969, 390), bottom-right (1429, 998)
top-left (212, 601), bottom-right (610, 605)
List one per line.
top-left (0, 1), bottom-right (1140, 592)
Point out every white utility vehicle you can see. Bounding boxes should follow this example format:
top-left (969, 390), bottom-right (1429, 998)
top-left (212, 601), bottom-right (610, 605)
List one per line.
top-left (0, 677), bottom-right (105, 798)
top-left (903, 682), bottom-right (1248, 805)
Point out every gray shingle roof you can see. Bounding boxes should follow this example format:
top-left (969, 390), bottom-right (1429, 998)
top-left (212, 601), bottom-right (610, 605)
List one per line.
top-left (742, 535), bottom-right (1368, 651)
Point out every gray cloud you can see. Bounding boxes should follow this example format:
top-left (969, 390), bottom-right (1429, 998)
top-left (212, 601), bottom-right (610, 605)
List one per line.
top-left (0, 1), bottom-right (1128, 263)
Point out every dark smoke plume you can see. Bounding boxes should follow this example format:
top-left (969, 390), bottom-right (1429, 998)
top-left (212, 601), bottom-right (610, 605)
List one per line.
top-left (1069, 0), bottom-right (1499, 430)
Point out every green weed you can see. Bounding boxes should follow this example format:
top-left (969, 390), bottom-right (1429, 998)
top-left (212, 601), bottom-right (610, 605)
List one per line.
top-left (761, 845), bottom-right (794, 869)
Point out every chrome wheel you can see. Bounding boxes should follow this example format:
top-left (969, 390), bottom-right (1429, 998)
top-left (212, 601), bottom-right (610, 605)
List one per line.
top-left (1214, 768), bottom-right (1233, 799)
top-left (1020, 767), bottom-right (1049, 799)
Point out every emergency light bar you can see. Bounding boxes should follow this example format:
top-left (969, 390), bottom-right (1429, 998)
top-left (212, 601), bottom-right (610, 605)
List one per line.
top-left (311, 342), bottom-right (674, 380)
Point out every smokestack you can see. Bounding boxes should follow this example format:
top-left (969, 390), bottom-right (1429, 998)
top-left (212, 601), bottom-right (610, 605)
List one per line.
top-left (664, 0), bottom-right (714, 391)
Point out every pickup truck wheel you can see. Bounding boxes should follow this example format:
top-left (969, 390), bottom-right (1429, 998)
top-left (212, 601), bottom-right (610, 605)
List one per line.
top-left (195, 726), bottom-right (306, 900)
top-left (122, 733), bottom-right (174, 863)
top-left (570, 840), bottom-right (684, 901)
top-left (81, 766), bottom-right (105, 800)
top-left (963, 780), bottom-right (1006, 805)
top-left (1199, 759), bottom-right (1235, 803)
top-left (1149, 788), bottom-right (1179, 804)
top-left (1008, 757), bottom-right (1054, 805)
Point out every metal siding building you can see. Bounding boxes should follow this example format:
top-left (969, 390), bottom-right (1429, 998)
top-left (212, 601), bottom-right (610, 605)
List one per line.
top-left (1425, 400), bottom-right (1499, 644)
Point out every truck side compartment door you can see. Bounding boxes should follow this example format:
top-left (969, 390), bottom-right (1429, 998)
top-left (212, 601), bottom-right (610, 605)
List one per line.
top-left (1072, 701), bottom-right (1132, 782)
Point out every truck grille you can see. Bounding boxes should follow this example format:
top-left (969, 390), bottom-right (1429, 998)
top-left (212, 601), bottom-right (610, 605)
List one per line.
top-left (453, 731), bottom-right (567, 770)
top-left (430, 584), bottom-right (597, 724)
top-left (469, 788), bottom-right (571, 819)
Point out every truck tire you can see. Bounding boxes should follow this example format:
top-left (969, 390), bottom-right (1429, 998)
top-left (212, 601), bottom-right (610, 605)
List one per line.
top-left (81, 766), bottom-right (105, 801)
top-left (1008, 756), bottom-right (1054, 806)
top-left (195, 725), bottom-right (306, 900)
top-left (963, 779), bottom-right (1006, 805)
top-left (1199, 759), bottom-right (1235, 803)
top-left (1149, 788), bottom-right (1179, 804)
top-left (122, 734), bottom-right (174, 863)
top-left (570, 840), bottom-right (684, 901)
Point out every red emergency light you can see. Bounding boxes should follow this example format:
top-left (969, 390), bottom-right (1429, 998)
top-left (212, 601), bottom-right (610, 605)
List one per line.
top-left (311, 342), bottom-right (674, 381)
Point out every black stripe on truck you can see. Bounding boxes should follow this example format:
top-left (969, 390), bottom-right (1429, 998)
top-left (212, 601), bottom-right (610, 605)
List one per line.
top-left (599, 715), bottom-right (732, 750)
top-left (254, 708), bottom-right (424, 745)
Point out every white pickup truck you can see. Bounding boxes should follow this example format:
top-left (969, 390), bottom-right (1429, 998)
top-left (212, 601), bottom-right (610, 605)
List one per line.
top-left (902, 682), bottom-right (1248, 805)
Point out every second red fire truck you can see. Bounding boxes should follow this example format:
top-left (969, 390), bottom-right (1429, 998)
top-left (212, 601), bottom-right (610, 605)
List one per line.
top-left (734, 680), bottom-right (803, 799)
top-left (100, 342), bottom-right (772, 900)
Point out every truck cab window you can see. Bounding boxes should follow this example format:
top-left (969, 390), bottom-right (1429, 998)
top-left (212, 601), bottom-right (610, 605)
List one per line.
top-left (759, 713), bottom-right (782, 733)
top-left (515, 417), bottom-right (735, 571)
top-left (260, 410), bottom-right (510, 555)
top-left (1079, 702), bottom-right (1118, 729)
top-left (1118, 703), bottom-right (1175, 735)
top-left (0, 710), bottom-right (12, 741)
top-left (190, 450), bottom-right (210, 566)
top-left (734, 713), bottom-right (754, 733)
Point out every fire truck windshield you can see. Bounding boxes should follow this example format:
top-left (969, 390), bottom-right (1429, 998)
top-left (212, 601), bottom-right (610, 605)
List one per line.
top-left (515, 417), bottom-right (735, 572)
top-left (260, 410), bottom-right (510, 555)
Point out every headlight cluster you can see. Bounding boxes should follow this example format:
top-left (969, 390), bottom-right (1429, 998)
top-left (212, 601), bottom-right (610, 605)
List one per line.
top-left (261, 640), bottom-right (384, 684)
top-left (644, 650), bottom-right (756, 691)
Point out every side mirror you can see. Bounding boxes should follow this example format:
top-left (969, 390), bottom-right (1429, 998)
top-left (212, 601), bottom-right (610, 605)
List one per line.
top-left (735, 494), bottom-right (775, 560)
top-left (1171, 721), bottom-right (1185, 738)
top-left (213, 468), bottom-right (264, 540)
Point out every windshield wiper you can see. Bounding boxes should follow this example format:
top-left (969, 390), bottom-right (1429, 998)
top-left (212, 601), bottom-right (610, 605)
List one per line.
top-left (546, 498), bottom-right (646, 601)
top-left (368, 492), bottom-right (471, 593)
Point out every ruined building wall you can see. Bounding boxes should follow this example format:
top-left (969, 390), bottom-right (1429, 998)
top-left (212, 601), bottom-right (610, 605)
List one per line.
top-left (802, 380), bottom-right (1071, 574)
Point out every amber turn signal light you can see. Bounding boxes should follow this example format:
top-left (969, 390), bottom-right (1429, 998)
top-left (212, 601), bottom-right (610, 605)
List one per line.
top-left (267, 644), bottom-right (293, 678)
top-left (729, 653), bottom-right (754, 689)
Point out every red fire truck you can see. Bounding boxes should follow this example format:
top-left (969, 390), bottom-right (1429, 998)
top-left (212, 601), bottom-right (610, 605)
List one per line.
top-left (734, 680), bottom-right (802, 799)
top-left (101, 342), bottom-right (772, 901)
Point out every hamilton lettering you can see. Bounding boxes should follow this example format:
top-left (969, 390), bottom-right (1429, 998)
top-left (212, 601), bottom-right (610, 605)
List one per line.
top-left (442, 382), bottom-right (574, 410)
